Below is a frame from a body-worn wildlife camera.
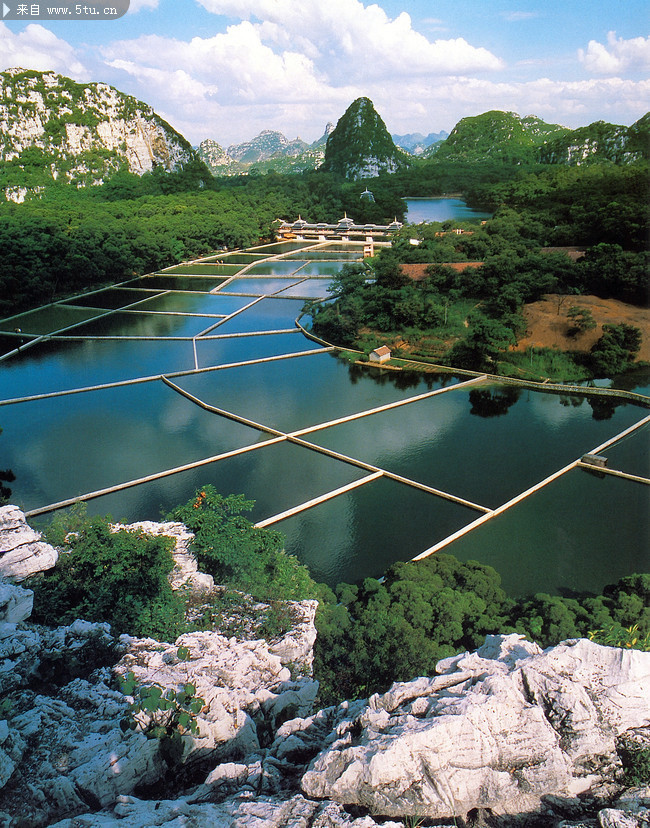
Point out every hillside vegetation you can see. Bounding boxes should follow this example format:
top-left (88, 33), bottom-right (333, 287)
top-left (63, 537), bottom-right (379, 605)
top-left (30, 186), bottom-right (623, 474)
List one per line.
top-left (25, 490), bottom-right (650, 707)
top-left (430, 110), bottom-right (568, 164)
top-left (320, 97), bottom-right (408, 179)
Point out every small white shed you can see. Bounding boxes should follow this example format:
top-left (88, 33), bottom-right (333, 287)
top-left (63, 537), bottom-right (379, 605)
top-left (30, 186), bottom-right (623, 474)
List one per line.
top-left (369, 346), bottom-right (391, 364)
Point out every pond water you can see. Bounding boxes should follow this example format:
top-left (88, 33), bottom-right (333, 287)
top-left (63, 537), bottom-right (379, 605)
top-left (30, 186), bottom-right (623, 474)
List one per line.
top-left (1, 230), bottom-right (648, 596)
top-left (404, 197), bottom-right (492, 224)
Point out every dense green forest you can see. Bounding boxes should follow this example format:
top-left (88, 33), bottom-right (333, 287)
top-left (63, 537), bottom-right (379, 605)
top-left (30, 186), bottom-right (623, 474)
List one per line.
top-left (25, 489), bottom-right (650, 705)
top-left (0, 152), bottom-right (565, 318)
top-left (0, 164), bottom-right (406, 317)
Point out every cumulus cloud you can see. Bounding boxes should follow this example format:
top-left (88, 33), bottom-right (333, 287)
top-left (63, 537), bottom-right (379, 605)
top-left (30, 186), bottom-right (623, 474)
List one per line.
top-left (399, 76), bottom-right (650, 133)
top-left (105, 60), bottom-right (219, 106)
top-left (102, 24), bottom-right (328, 105)
top-left (194, 0), bottom-right (504, 76)
top-left (0, 22), bottom-right (88, 78)
top-left (128, 0), bottom-right (160, 10)
top-left (6, 1), bottom-right (643, 149)
top-left (579, 31), bottom-right (650, 75)
top-left (99, 0), bottom-right (504, 141)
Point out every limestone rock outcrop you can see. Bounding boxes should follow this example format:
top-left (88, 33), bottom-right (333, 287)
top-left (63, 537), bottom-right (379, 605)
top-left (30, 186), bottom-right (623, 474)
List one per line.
top-left (111, 519), bottom-right (214, 594)
top-left (0, 68), bottom-right (200, 199)
top-left (1, 510), bottom-right (648, 827)
top-left (0, 580), bottom-right (33, 626)
top-left (0, 617), bottom-right (321, 825)
top-left (2, 626), bottom-right (649, 826)
top-left (301, 634), bottom-right (650, 820)
top-left (0, 505), bottom-right (58, 581)
top-left (49, 794), bottom-right (406, 827)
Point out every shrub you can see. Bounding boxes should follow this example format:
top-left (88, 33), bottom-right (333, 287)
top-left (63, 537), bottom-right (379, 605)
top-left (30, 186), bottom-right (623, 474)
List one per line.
top-left (588, 624), bottom-right (650, 652)
top-left (166, 485), bottom-right (318, 602)
top-left (119, 647), bottom-right (205, 767)
top-left (30, 509), bottom-right (184, 640)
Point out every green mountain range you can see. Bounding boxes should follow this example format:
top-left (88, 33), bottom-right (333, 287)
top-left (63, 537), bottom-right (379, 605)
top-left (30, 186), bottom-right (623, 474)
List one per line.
top-left (428, 110), bottom-right (568, 163)
top-left (539, 114), bottom-right (650, 165)
top-left (1, 69), bottom-right (647, 200)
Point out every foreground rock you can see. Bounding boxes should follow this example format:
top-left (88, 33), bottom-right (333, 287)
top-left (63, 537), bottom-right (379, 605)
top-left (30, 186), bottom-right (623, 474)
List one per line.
top-left (1, 510), bottom-right (648, 827)
top-left (2, 629), bottom-right (649, 827)
top-left (0, 609), bottom-right (320, 826)
top-left (50, 794), bottom-right (406, 828)
top-left (0, 580), bottom-right (32, 626)
top-left (0, 505), bottom-right (58, 581)
top-left (301, 634), bottom-right (650, 821)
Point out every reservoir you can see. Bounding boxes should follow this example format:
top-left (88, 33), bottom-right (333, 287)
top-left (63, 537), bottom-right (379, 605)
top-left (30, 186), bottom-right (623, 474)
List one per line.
top-left (1, 213), bottom-right (648, 597)
top-left (404, 197), bottom-right (492, 224)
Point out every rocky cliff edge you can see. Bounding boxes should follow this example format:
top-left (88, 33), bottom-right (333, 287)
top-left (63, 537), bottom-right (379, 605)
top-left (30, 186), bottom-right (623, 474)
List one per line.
top-left (0, 506), bottom-right (649, 828)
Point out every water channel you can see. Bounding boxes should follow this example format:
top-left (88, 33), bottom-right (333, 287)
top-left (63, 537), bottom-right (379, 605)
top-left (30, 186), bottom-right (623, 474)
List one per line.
top-left (1, 200), bottom-right (648, 596)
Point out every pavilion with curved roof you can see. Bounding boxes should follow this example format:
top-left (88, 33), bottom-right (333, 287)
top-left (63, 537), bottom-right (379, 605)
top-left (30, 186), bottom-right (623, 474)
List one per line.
top-left (277, 214), bottom-right (402, 241)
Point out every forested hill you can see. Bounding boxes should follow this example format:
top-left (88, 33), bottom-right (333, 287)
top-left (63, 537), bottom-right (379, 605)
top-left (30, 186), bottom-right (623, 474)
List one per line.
top-left (539, 113), bottom-right (650, 165)
top-left (0, 68), bottom-right (203, 201)
top-left (320, 97), bottom-right (408, 179)
top-left (428, 109), bottom-right (650, 166)
top-left (428, 110), bottom-right (568, 163)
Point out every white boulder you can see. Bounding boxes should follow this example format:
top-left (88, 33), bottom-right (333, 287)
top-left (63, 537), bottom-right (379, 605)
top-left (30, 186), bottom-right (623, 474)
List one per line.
top-left (0, 505), bottom-right (58, 581)
top-left (0, 580), bottom-right (33, 625)
top-left (301, 635), bottom-right (650, 820)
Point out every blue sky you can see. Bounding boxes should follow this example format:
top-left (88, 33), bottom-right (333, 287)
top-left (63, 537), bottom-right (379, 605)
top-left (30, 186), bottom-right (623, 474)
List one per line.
top-left (1, 0), bottom-right (648, 145)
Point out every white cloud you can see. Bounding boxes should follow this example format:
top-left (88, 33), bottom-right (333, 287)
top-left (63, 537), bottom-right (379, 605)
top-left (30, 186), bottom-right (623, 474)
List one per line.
top-left (99, 0), bottom-right (504, 141)
top-left (579, 31), bottom-right (650, 76)
top-left (401, 76), bottom-right (650, 132)
top-left (105, 60), bottom-right (219, 106)
top-left (194, 0), bottom-right (504, 76)
top-left (0, 22), bottom-right (88, 78)
top-left (5, 2), bottom-right (644, 151)
top-left (502, 11), bottom-right (539, 22)
top-left (127, 0), bottom-right (160, 11)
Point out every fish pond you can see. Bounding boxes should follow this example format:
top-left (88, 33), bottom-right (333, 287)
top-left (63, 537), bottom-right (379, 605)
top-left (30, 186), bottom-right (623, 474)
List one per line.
top-left (1, 226), bottom-right (648, 596)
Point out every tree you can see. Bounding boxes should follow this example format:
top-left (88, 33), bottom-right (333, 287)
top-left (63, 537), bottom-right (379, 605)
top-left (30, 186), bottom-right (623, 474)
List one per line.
top-left (313, 554), bottom-right (512, 704)
top-left (566, 306), bottom-right (596, 337)
top-left (29, 510), bottom-right (183, 640)
top-left (590, 323), bottom-right (642, 376)
top-left (448, 312), bottom-right (517, 370)
top-left (166, 486), bottom-right (317, 602)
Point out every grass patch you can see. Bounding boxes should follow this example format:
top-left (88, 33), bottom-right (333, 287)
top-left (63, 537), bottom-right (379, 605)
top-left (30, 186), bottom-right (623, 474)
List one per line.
top-left (498, 348), bottom-right (591, 383)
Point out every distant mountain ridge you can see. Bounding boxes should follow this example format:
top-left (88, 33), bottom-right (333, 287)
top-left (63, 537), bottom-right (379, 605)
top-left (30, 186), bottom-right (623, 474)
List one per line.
top-left (2, 69), bottom-right (647, 198)
top-left (428, 110), bottom-right (569, 163)
top-left (227, 130), bottom-right (308, 163)
top-left (0, 68), bottom-right (198, 201)
top-left (199, 109), bottom-right (649, 176)
top-left (197, 124), bottom-right (335, 175)
top-left (392, 131), bottom-right (449, 155)
top-left (538, 114), bottom-right (650, 165)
